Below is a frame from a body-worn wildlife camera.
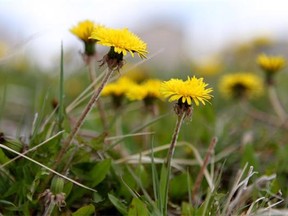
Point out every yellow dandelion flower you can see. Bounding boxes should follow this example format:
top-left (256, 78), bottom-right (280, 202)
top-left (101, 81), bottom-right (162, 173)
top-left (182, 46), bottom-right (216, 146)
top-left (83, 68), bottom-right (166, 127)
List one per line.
top-left (160, 76), bottom-right (213, 106)
top-left (70, 20), bottom-right (98, 42)
top-left (142, 79), bottom-right (162, 99)
top-left (102, 77), bottom-right (136, 108)
top-left (126, 79), bottom-right (162, 101)
top-left (70, 20), bottom-right (104, 56)
top-left (90, 27), bottom-right (148, 59)
top-left (219, 72), bottom-right (263, 99)
top-left (102, 77), bottom-right (135, 97)
top-left (257, 53), bottom-right (285, 73)
top-left (126, 84), bottom-right (147, 101)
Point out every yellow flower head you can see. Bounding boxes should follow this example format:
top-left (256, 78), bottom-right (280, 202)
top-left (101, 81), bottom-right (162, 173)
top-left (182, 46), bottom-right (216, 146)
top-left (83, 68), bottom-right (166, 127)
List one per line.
top-left (126, 79), bottom-right (162, 101)
top-left (126, 84), bottom-right (147, 101)
top-left (160, 76), bottom-right (213, 106)
top-left (70, 20), bottom-right (104, 56)
top-left (70, 20), bottom-right (98, 42)
top-left (142, 79), bottom-right (162, 99)
top-left (90, 27), bottom-right (148, 59)
top-left (219, 72), bottom-right (263, 99)
top-left (102, 77), bottom-right (135, 97)
top-left (257, 53), bottom-right (285, 73)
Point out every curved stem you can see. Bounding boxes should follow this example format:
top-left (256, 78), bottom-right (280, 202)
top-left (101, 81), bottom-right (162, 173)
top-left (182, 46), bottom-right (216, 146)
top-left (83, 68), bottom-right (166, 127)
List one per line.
top-left (162, 112), bottom-right (186, 215)
top-left (165, 113), bottom-right (186, 170)
top-left (268, 86), bottom-right (288, 121)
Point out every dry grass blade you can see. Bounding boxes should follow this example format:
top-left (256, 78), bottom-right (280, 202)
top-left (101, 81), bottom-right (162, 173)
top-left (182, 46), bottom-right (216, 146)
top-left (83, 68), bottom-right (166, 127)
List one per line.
top-left (223, 163), bottom-right (249, 214)
top-left (106, 132), bottom-right (155, 141)
top-left (224, 165), bottom-right (276, 215)
top-left (191, 137), bottom-right (217, 204)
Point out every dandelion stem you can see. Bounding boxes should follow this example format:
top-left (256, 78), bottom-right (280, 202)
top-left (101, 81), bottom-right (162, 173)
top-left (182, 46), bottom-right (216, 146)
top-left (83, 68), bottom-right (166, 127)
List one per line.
top-left (87, 55), bottom-right (97, 83)
top-left (163, 111), bottom-right (186, 215)
top-left (87, 55), bottom-right (108, 131)
top-left (191, 137), bottom-right (217, 204)
top-left (43, 201), bottom-right (56, 216)
top-left (268, 86), bottom-right (288, 121)
top-left (165, 113), bottom-right (186, 170)
top-left (53, 67), bottom-right (115, 172)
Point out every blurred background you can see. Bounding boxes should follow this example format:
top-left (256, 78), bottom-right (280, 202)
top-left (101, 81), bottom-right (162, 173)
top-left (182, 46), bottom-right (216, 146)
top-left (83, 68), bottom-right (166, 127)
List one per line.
top-left (1, 0), bottom-right (288, 71)
top-left (1, 0), bottom-right (288, 136)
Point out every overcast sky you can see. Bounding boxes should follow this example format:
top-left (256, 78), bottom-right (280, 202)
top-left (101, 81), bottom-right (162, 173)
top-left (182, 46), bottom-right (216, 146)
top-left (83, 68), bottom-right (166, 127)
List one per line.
top-left (1, 0), bottom-right (288, 68)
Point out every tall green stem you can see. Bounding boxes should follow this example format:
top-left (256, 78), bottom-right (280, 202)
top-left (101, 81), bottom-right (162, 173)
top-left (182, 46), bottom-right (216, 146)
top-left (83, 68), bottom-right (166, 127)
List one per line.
top-left (162, 112), bottom-right (186, 215)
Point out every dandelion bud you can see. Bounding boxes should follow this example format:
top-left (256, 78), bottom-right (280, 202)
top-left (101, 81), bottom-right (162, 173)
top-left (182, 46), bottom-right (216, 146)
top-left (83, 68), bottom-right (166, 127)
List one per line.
top-left (50, 176), bottom-right (64, 194)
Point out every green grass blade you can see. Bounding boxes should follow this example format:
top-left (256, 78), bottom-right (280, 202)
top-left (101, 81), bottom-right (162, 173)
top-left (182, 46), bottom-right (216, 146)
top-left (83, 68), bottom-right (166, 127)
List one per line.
top-left (151, 136), bottom-right (160, 208)
top-left (108, 193), bottom-right (128, 215)
top-left (58, 41), bottom-right (65, 131)
top-left (30, 92), bottom-right (49, 142)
